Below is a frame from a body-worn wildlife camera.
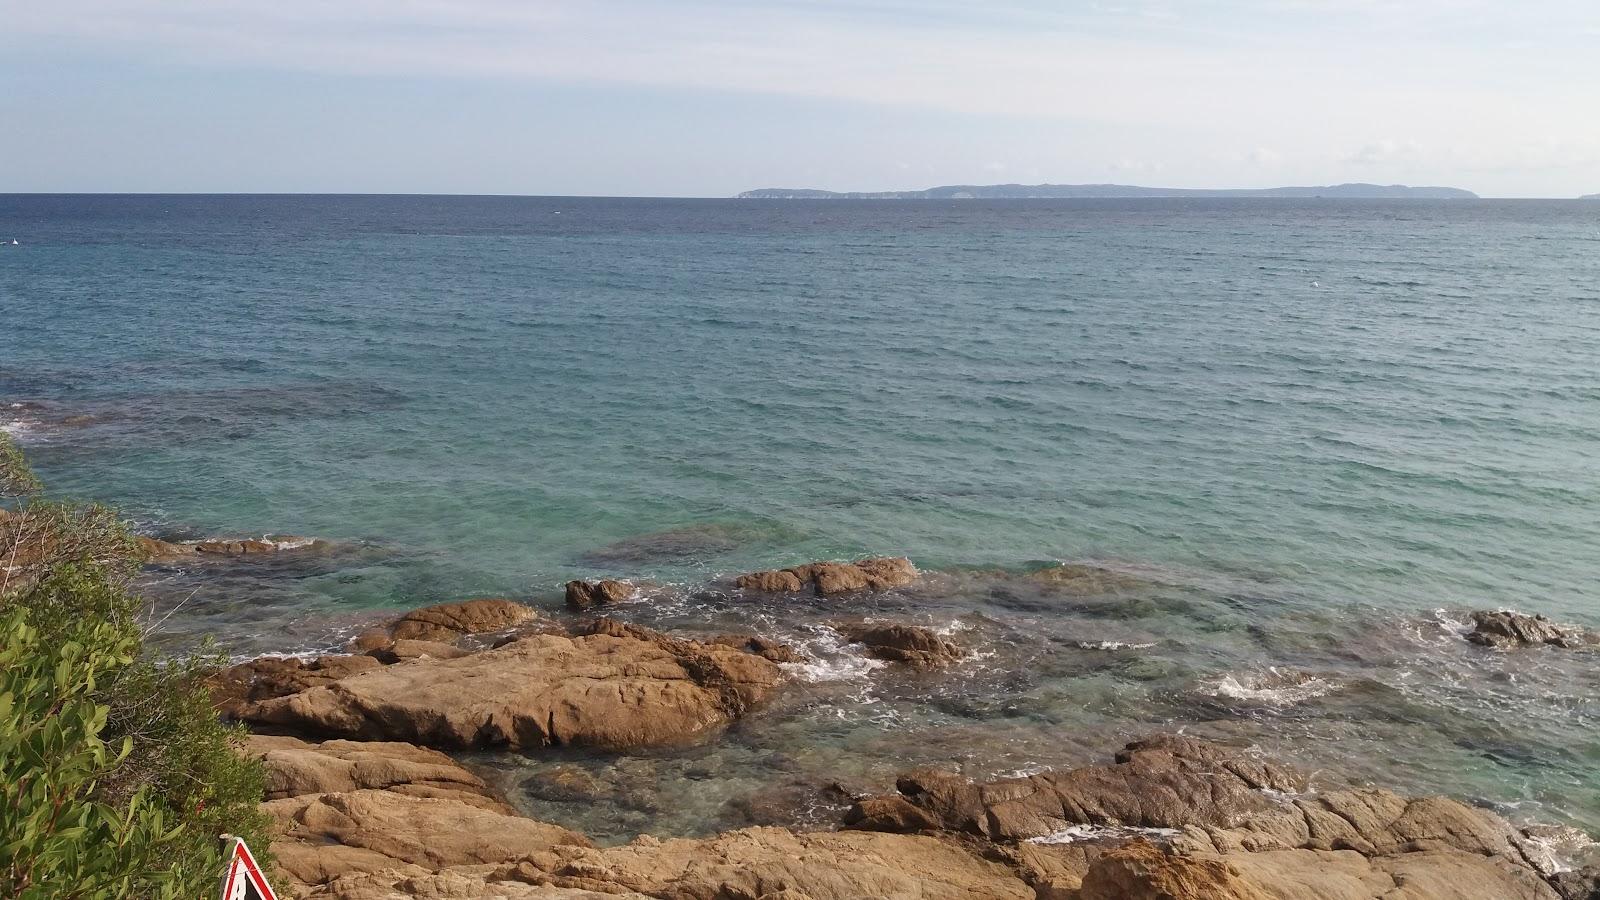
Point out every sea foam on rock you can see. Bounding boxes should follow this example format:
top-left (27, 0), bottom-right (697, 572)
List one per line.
top-left (1467, 610), bottom-right (1599, 650)
top-left (838, 622), bottom-right (962, 669)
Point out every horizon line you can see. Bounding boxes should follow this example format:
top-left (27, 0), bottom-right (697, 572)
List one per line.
top-left (0, 190), bottom-right (1591, 201)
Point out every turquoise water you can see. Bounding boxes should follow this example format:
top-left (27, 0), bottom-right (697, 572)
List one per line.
top-left (3, 195), bottom-right (1599, 838)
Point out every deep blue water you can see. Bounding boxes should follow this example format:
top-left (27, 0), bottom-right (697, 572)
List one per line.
top-left (3, 194), bottom-right (1599, 839)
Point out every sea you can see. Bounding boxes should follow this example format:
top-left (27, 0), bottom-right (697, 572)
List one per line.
top-left (2, 194), bottom-right (1598, 844)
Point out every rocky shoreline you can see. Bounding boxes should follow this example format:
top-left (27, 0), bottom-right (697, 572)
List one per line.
top-left (190, 551), bottom-right (1600, 900)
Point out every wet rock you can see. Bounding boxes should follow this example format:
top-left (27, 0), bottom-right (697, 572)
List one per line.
top-left (564, 579), bottom-right (633, 611)
top-left (850, 735), bottom-right (1307, 840)
top-left (735, 556), bottom-right (917, 596)
top-left (844, 795), bottom-right (946, 833)
top-left (138, 533), bottom-right (332, 563)
top-left (386, 598), bottom-right (538, 643)
top-left (576, 524), bottom-right (740, 566)
top-left (211, 654), bottom-right (385, 719)
top-left (1030, 563), bottom-right (1149, 595)
top-left (707, 633), bottom-right (807, 663)
top-left (236, 618), bottom-right (783, 751)
top-left (1551, 867), bottom-right (1600, 900)
top-left (839, 623), bottom-right (962, 669)
top-left (349, 598), bottom-right (539, 654)
top-left (1467, 610), bottom-right (1598, 650)
top-left (135, 535), bottom-right (196, 561)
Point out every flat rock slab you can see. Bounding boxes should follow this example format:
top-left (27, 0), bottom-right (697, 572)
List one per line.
top-left (238, 620), bottom-right (783, 751)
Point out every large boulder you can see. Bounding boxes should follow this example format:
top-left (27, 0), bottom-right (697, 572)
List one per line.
top-left (348, 598), bottom-right (540, 655)
top-left (1467, 610), bottom-right (1598, 650)
top-left (236, 619), bottom-right (783, 751)
top-left (735, 557), bottom-right (917, 596)
top-left (839, 623), bottom-right (961, 669)
top-left (384, 598), bottom-right (538, 643)
top-left (563, 579), bottom-right (633, 611)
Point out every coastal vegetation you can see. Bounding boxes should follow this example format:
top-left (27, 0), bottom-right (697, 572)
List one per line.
top-left (0, 434), bottom-right (272, 898)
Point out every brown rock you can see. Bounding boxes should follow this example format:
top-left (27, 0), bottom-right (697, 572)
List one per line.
top-left (840, 623), bottom-right (961, 669)
top-left (211, 654), bottom-right (384, 719)
top-left (196, 538), bottom-right (280, 555)
top-left (707, 633), bottom-right (807, 664)
top-left (1467, 610), bottom-right (1598, 650)
top-left (563, 579), bottom-right (633, 611)
top-left (850, 735), bottom-right (1306, 840)
top-left (842, 796), bottom-right (945, 833)
top-left (305, 870), bottom-right (637, 899)
top-left (364, 639), bottom-right (471, 664)
top-left (267, 789), bottom-right (590, 894)
top-left (136, 535), bottom-right (196, 561)
top-left (1030, 563), bottom-right (1148, 595)
top-left (244, 735), bottom-right (509, 810)
top-left (388, 598), bottom-right (539, 643)
top-left (498, 826), bottom-right (1035, 900)
top-left (1077, 840), bottom-right (1561, 900)
top-left (735, 569), bottom-right (807, 592)
top-left (735, 556), bottom-right (917, 596)
top-left (237, 619), bottom-right (783, 751)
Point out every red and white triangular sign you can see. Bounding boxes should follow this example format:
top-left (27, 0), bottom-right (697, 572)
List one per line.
top-left (219, 836), bottom-right (278, 900)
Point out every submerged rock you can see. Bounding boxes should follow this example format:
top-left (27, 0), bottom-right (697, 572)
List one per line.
top-left (839, 623), bottom-right (962, 669)
top-left (576, 524), bottom-right (741, 566)
top-left (234, 618), bottom-right (783, 751)
top-left (1030, 563), bottom-right (1150, 595)
top-left (563, 578), bottom-right (633, 611)
top-left (137, 533), bottom-right (332, 563)
top-left (1467, 610), bottom-right (1598, 650)
top-left (735, 556), bottom-right (917, 596)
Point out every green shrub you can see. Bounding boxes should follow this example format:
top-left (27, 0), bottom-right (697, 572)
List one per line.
top-left (0, 434), bottom-right (273, 897)
top-left (0, 432), bottom-right (41, 498)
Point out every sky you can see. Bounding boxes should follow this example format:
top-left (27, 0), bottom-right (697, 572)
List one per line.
top-left (1, 1), bottom-right (1597, 197)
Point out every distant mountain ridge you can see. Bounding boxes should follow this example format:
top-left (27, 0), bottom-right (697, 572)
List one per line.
top-left (737, 182), bottom-right (1478, 200)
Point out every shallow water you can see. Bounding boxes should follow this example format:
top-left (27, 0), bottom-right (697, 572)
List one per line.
top-left (2, 195), bottom-right (1598, 839)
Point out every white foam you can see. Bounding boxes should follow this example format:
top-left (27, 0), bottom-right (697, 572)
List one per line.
top-left (264, 536), bottom-right (317, 550)
top-left (1077, 640), bottom-right (1156, 651)
top-left (1028, 824), bottom-right (1181, 845)
top-left (781, 624), bottom-right (888, 683)
top-left (1206, 667), bottom-right (1334, 706)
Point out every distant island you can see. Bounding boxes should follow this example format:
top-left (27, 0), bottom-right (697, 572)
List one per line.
top-left (737, 182), bottom-right (1478, 200)
top-left (1581, 193), bottom-right (1600, 200)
